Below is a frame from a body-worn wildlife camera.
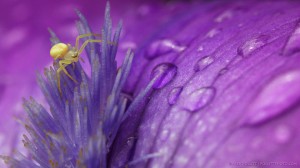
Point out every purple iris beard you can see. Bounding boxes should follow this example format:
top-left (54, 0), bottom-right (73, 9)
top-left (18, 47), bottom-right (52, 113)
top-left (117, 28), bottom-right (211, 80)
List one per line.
top-left (1, 0), bottom-right (300, 168)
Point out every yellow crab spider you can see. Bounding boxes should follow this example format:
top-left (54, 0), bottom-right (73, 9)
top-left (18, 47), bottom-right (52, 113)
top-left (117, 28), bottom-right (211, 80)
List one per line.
top-left (50, 33), bottom-right (111, 95)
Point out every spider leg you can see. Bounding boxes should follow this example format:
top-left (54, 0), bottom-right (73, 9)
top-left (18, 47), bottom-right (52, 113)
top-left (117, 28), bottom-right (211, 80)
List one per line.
top-left (56, 67), bottom-right (62, 95)
top-left (78, 39), bottom-right (101, 55)
top-left (59, 60), bottom-right (78, 84)
top-left (75, 33), bottom-right (102, 50)
top-left (78, 39), bottom-right (115, 56)
top-left (56, 60), bottom-right (78, 95)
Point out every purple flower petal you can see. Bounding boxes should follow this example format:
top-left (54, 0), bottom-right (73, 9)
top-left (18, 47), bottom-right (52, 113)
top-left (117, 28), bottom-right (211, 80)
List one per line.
top-left (110, 0), bottom-right (300, 167)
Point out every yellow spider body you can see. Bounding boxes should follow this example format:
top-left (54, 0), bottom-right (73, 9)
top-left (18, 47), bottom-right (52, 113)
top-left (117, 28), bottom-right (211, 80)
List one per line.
top-left (49, 33), bottom-right (104, 95)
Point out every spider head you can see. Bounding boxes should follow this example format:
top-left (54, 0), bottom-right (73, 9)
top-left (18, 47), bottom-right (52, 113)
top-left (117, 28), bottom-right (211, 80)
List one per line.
top-left (50, 43), bottom-right (69, 60)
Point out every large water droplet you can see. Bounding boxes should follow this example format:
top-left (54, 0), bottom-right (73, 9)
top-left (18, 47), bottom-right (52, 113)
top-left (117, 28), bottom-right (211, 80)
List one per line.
top-left (214, 10), bottom-right (233, 23)
top-left (168, 87), bottom-right (183, 105)
top-left (237, 35), bottom-right (269, 57)
top-left (282, 23), bottom-right (300, 56)
top-left (243, 70), bottom-right (300, 125)
top-left (145, 39), bottom-right (186, 59)
top-left (194, 56), bottom-right (214, 72)
top-left (150, 63), bottom-right (177, 89)
top-left (180, 87), bottom-right (216, 112)
top-left (274, 125), bottom-right (292, 144)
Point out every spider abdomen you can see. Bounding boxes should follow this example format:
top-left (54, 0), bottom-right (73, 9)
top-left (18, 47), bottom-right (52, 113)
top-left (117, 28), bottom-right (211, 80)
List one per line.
top-left (50, 43), bottom-right (69, 60)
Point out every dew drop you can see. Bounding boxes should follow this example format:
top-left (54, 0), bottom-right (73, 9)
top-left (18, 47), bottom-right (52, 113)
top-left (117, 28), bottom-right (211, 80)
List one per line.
top-left (237, 35), bottom-right (269, 57)
top-left (168, 87), bottom-right (183, 105)
top-left (206, 28), bottom-right (222, 38)
top-left (145, 39), bottom-right (186, 59)
top-left (194, 56), bottom-right (214, 72)
top-left (214, 10), bottom-right (233, 23)
top-left (197, 45), bottom-right (204, 52)
top-left (243, 70), bottom-right (300, 125)
top-left (274, 125), bottom-right (292, 144)
top-left (282, 23), bottom-right (300, 56)
top-left (161, 129), bottom-right (170, 141)
top-left (218, 68), bottom-right (229, 76)
top-left (180, 87), bottom-right (216, 112)
top-left (150, 63), bottom-right (177, 89)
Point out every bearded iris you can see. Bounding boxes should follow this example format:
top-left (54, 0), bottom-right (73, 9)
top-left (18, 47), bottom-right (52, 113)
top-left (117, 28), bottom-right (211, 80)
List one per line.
top-left (2, 0), bottom-right (300, 168)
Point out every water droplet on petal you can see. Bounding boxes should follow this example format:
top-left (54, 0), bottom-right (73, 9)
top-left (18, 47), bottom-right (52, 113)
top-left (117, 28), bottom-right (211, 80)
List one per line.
top-left (197, 45), bottom-right (204, 52)
top-left (161, 129), bottom-right (170, 141)
top-left (243, 70), bottom-right (300, 125)
top-left (168, 87), bottom-right (183, 105)
top-left (194, 56), bottom-right (214, 72)
top-left (215, 10), bottom-right (233, 23)
top-left (237, 35), bottom-right (269, 57)
top-left (180, 87), bottom-right (216, 112)
top-left (151, 63), bottom-right (177, 89)
top-left (218, 68), bottom-right (229, 76)
top-left (146, 39), bottom-right (186, 59)
top-left (274, 125), bottom-right (292, 144)
top-left (282, 23), bottom-right (300, 56)
top-left (206, 28), bottom-right (222, 38)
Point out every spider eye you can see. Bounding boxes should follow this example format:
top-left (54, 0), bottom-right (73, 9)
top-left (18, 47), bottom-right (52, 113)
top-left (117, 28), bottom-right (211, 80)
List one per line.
top-left (50, 43), bottom-right (69, 59)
